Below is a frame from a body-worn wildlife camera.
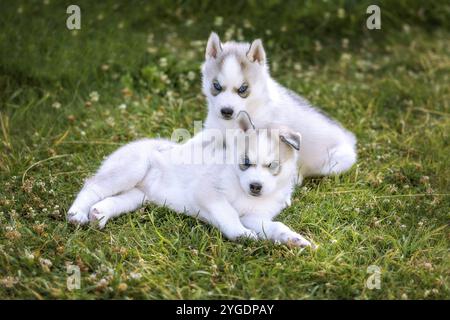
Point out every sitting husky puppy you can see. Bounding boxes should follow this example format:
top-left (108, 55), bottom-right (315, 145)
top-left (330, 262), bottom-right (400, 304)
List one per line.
top-left (67, 112), bottom-right (312, 247)
top-left (202, 32), bottom-right (357, 184)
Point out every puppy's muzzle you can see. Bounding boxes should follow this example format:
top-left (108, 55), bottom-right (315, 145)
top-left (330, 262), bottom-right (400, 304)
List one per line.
top-left (220, 107), bottom-right (234, 120)
top-left (249, 182), bottom-right (262, 196)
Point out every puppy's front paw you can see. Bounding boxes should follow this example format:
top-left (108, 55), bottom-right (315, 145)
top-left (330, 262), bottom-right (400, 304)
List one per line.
top-left (272, 222), bottom-right (315, 249)
top-left (226, 228), bottom-right (258, 241)
top-left (67, 208), bottom-right (89, 225)
top-left (284, 233), bottom-right (314, 249)
top-left (239, 229), bottom-right (258, 241)
top-left (89, 207), bottom-right (109, 229)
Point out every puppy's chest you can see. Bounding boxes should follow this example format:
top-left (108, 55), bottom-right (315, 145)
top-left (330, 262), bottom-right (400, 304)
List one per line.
top-left (232, 194), bottom-right (285, 220)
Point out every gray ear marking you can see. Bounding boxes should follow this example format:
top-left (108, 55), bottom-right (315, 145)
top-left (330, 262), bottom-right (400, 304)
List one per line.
top-left (246, 39), bottom-right (266, 64)
top-left (205, 32), bottom-right (222, 59)
top-left (280, 131), bottom-right (301, 151)
top-left (236, 111), bottom-right (255, 132)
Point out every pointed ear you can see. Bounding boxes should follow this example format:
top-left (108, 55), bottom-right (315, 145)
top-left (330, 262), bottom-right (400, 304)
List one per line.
top-left (247, 39), bottom-right (266, 65)
top-left (280, 130), bottom-right (301, 151)
top-left (236, 111), bottom-right (255, 132)
top-left (205, 32), bottom-right (222, 59)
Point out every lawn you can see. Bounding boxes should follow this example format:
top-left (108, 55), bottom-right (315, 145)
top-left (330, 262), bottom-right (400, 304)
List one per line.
top-left (0, 0), bottom-right (449, 299)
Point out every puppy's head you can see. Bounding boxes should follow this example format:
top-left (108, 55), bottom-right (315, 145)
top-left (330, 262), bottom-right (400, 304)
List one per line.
top-left (231, 111), bottom-right (300, 197)
top-left (201, 32), bottom-right (270, 128)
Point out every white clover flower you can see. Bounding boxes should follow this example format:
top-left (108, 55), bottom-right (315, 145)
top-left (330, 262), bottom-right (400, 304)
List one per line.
top-left (159, 57), bottom-right (168, 68)
top-left (214, 16), bottom-right (223, 27)
top-left (39, 258), bottom-right (53, 272)
top-left (0, 276), bottom-right (19, 288)
top-left (314, 40), bottom-right (323, 52)
top-left (243, 20), bottom-right (252, 29)
top-left (340, 53), bottom-right (352, 63)
top-left (160, 73), bottom-right (170, 84)
top-left (89, 91), bottom-right (100, 102)
top-left (25, 250), bottom-right (35, 261)
top-left (147, 47), bottom-right (157, 54)
top-left (342, 38), bottom-right (349, 49)
top-left (129, 272), bottom-right (142, 280)
top-left (39, 258), bottom-right (52, 267)
top-left (187, 71), bottom-right (196, 81)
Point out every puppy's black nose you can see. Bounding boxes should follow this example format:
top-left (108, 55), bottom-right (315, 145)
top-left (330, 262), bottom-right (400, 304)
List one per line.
top-left (220, 107), bottom-right (234, 119)
top-left (249, 182), bottom-right (262, 195)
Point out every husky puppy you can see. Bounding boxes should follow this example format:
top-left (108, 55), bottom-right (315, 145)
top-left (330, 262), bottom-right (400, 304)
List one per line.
top-left (67, 112), bottom-right (312, 247)
top-left (202, 32), bottom-right (357, 184)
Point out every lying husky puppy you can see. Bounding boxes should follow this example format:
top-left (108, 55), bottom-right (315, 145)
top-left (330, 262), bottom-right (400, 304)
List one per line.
top-left (202, 32), bottom-right (357, 184)
top-left (67, 112), bottom-right (312, 247)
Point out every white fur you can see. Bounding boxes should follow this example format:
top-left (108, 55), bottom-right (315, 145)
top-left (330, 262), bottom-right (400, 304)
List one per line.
top-left (67, 123), bottom-right (313, 248)
top-left (202, 33), bottom-right (357, 184)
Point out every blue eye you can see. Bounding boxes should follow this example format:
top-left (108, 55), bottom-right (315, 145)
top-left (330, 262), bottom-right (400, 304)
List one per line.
top-left (239, 156), bottom-right (251, 171)
top-left (213, 81), bottom-right (222, 91)
top-left (238, 84), bottom-right (248, 94)
top-left (268, 161), bottom-right (281, 175)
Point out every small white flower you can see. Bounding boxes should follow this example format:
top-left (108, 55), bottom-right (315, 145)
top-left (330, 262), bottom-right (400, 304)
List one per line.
top-left (25, 251), bottom-right (35, 261)
top-left (129, 272), bottom-right (142, 280)
top-left (118, 103), bottom-right (127, 110)
top-left (243, 20), bottom-right (252, 29)
top-left (342, 38), bottom-right (349, 49)
top-left (159, 57), bottom-right (168, 68)
top-left (39, 258), bottom-right (52, 267)
top-left (89, 91), bottom-right (100, 102)
top-left (52, 102), bottom-right (61, 109)
top-left (187, 71), bottom-right (196, 81)
top-left (0, 276), bottom-right (19, 288)
top-left (340, 53), bottom-right (352, 63)
top-left (214, 16), bottom-right (223, 27)
top-left (403, 24), bottom-right (411, 34)
top-left (147, 47), bottom-right (157, 54)
top-left (314, 40), bottom-right (322, 52)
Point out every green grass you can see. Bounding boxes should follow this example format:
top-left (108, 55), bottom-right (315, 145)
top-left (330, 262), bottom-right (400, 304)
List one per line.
top-left (0, 0), bottom-right (449, 299)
